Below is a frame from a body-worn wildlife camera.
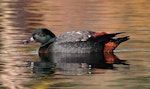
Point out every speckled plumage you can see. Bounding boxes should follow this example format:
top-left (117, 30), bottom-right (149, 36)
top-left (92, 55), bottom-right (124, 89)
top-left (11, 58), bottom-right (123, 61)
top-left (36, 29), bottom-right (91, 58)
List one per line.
top-left (50, 30), bottom-right (101, 53)
top-left (56, 30), bottom-right (94, 42)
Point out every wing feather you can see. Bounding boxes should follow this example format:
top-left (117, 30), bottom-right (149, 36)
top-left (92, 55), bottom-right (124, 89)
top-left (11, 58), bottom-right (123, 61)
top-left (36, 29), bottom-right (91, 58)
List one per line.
top-left (56, 30), bottom-right (94, 43)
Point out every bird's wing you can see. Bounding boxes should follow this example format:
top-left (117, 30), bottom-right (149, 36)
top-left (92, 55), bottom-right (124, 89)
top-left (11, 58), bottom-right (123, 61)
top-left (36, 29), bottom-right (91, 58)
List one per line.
top-left (56, 30), bottom-right (94, 43)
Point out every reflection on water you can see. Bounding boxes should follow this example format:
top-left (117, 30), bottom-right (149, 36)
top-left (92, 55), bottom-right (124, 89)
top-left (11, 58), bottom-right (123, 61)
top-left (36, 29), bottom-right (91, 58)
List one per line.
top-left (26, 53), bottom-right (128, 75)
top-left (0, 0), bottom-right (150, 89)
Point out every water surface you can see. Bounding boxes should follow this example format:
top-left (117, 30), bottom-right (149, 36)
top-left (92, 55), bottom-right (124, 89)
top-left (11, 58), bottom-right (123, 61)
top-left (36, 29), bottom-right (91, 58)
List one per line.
top-left (0, 0), bottom-right (150, 89)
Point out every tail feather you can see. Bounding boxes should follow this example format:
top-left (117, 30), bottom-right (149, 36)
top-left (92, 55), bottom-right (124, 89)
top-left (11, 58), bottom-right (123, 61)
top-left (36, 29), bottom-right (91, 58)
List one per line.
top-left (104, 32), bottom-right (126, 39)
top-left (91, 32), bottom-right (126, 42)
top-left (104, 36), bottom-right (130, 53)
top-left (115, 36), bottom-right (129, 44)
top-left (114, 32), bottom-right (125, 35)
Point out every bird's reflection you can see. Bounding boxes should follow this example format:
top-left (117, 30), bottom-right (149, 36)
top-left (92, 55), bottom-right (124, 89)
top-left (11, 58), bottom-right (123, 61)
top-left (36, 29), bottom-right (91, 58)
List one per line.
top-left (27, 52), bottom-right (129, 75)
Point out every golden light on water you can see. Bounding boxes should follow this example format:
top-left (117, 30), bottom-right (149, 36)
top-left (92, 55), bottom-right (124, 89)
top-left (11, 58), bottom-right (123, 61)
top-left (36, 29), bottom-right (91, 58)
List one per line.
top-left (0, 0), bottom-right (149, 89)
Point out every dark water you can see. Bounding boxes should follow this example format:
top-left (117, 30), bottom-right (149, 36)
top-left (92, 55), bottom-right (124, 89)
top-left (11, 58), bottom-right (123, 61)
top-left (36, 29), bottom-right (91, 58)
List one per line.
top-left (0, 0), bottom-right (150, 89)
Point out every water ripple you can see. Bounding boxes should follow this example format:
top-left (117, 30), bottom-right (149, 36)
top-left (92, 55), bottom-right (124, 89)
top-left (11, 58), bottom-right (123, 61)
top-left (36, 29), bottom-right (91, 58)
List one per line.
top-left (0, 0), bottom-right (150, 89)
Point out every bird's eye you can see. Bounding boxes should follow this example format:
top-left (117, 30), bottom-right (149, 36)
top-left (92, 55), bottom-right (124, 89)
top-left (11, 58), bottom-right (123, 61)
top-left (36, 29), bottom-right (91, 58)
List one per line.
top-left (42, 34), bottom-right (45, 36)
top-left (34, 33), bottom-right (45, 37)
top-left (37, 33), bottom-right (40, 35)
top-left (33, 36), bottom-right (35, 40)
top-left (37, 33), bottom-right (42, 36)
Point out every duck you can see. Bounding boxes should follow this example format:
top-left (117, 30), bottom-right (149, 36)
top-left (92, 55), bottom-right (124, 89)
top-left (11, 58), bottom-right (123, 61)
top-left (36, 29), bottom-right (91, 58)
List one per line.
top-left (24, 28), bottom-right (129, 53)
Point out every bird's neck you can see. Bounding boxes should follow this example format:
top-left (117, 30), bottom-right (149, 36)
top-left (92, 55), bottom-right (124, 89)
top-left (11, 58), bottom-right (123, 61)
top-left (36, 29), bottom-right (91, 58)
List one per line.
top-left (40, 37), bottom-right (56, 48)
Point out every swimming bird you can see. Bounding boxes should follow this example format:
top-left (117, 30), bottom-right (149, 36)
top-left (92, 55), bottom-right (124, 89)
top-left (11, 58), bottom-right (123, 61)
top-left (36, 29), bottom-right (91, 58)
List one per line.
top-left (24, 28), bottom-right (129, 53)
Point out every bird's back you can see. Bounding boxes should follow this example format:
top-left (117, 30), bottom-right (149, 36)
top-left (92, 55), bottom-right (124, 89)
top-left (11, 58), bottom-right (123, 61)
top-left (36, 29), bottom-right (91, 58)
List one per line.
top-left (48, 30), bottom-right (104, 53)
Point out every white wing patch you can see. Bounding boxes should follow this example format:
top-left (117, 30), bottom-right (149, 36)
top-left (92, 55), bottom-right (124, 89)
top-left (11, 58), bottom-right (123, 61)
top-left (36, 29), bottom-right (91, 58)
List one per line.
top-left (76, 31), bottom-right (82, 34)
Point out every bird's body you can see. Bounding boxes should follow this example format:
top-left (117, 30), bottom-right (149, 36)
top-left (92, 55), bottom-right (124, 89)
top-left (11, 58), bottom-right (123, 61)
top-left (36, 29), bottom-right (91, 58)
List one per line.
top-left (25, 28), bottom-right (129, 53)
top-left (49, 30), bottom-right (103, 53)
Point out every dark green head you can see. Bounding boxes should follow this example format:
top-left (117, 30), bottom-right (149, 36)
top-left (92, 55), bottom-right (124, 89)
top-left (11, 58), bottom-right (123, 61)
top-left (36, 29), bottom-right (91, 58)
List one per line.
top-left (24, 28), bottom-right (56, 47)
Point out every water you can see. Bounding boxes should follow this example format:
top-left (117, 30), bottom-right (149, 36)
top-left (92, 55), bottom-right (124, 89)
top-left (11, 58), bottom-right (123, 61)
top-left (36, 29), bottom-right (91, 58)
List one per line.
top-left (0, 0), bottom-right (150, 89)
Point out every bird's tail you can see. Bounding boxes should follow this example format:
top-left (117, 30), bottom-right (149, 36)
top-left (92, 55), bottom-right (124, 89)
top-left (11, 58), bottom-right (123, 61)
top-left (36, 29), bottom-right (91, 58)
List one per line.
top-left (104, 36), bottom-right (130, 53)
